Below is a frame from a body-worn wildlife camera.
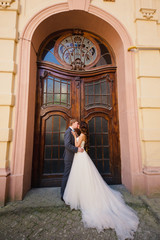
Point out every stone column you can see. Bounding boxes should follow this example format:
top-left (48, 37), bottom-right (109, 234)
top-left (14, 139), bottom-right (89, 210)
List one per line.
top-left (0, 0), bottom-right (20, 206)
top-left (134, 0), bottom-right (160, 195)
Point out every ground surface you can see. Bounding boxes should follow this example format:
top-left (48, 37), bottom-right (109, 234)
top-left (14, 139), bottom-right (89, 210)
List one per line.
top-left (0, 185), bottom-right (160, 240)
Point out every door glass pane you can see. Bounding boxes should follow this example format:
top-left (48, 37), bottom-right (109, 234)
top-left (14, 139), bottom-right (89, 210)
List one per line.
top-left (102, 118), bottom-right (108, 132)
top-left (61, 94), bottom-right (67, 104)
top-left (68, 84), bottom-right (70, 93)
top-left (102, 96), bottom-right (107, 104)
top-left (43, 160), bottom-right (53, 173)
top-left (95, 95), bottom-right (101, 103)
top-left (54, 94), bottom-right (60, 104)
top-left (46, 117), bottom-right (52, 131)
top-left (60, 146), bottom-right (65, 158)
top-left (95, 83), bottom-right (100, 95)
top-left (84, 77), bottom-right (112, 109)
top-left (60, 133), bottom-right (64, 144)
top-left (89, 118), bottom-right (94, 132)
top-left (104, 160), bottom-right (110, 173)
top-left (88, 96), bottom-right (94, 105)
top-left (104, 147), bottom-right (109, 159)
top-left (53, 116), bottom-right (59, 131)
top-left (45, 133), bottom-right (52, 145)
top-left (60, 117), bottom-right (66, 132)
top-left (42, 75), bottom-right (71, 107)
top-left (45, 147), bottom-right (51, 159)
top-left (88, 117), bottom-right (110, 174)
top-left (85, 86), bottom-right (87, 95)
top-left (52, 147), bottom-right (58, 159)
top-left (101, 81), bottom-right (107, 94)
top-left (47, 94), bottom-right (53, 103)
top-left (53, 133), bottom-right (59, 145)
top-left (89, 134), bottom-right (95, 146)
top-left (44, 80), bottom-right (46, 92)
top-left (103, 134), bottom-right (109, 145)
top-left (88, 84), bottom-right (94, 94)
top-left (96, 135), bottom-right (102, 145)
top-left (61, 82), bottom-right (67, 93)
top-left (97, 147), bottom-right (102, 159)
top-left (43, 94), bottom-right (46, 104)
top-left (43, 115), bottom-right (67, 174)
top-left (95, 117), bottom-right (101, 132)
top-left (54, 81), bottom-right (60, 93)
top-left (48, 78), bottom-right (53, 93)
top-left (89, 147), bottom-right (95, 159)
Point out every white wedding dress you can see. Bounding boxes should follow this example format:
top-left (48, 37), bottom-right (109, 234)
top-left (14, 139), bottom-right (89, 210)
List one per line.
top-left (63, 139), bottom-right (139, 240)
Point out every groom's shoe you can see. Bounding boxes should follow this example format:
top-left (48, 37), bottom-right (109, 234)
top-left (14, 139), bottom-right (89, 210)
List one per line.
top-left (61, 196), bottom-right (64, 202)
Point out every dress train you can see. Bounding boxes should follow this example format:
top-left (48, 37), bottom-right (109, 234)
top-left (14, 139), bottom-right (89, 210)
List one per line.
top-left (63, 143), bottom-right (139, 240)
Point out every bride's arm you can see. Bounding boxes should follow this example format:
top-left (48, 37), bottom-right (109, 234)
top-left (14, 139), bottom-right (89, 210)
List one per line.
top-left (72, 132), bottom-right (85, 147)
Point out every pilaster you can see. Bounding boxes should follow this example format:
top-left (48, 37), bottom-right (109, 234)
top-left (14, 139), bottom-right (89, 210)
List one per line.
top-left (0, 0), bottom-right (19, 205)
top-left (133, 0), bottom-right (160, 177)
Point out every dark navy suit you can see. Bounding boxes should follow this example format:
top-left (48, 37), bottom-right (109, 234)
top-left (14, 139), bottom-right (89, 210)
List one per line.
top-left (61, 127), bottom-right (78, 197)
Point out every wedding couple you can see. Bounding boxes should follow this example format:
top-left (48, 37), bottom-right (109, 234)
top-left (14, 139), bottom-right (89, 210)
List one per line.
top-left (61, 119), bottom-right (139, 240)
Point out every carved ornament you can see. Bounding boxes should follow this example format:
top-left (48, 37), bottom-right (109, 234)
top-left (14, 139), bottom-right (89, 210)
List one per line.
top-left (0, 0), bottom-right (15, 8)
top-left (140, 8), bottom-right (156, 20)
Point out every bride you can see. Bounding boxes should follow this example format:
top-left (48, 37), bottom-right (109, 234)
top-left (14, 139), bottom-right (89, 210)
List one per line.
top-left (63, 121), bottom-right (139, 240)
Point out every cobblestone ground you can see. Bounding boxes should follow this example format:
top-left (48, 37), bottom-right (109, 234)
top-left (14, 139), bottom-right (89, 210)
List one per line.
top-left (0, 185), bottom-right (160, 240)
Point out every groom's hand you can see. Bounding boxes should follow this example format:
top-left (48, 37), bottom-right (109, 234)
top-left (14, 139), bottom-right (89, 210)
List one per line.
top-left (78, 147), bottom-right (84, 152)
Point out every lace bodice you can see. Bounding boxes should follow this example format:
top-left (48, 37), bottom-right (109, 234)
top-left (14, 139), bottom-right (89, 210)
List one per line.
top-left (76, 137), bottom-right (85, 149)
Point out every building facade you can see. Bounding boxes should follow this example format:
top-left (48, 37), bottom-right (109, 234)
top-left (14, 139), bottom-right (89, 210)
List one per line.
top-left (0, 0), bottom-right (160, 206)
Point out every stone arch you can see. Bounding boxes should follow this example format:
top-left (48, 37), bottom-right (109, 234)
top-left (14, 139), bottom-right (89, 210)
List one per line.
top-left (10, 2), bottom-right (142, 200)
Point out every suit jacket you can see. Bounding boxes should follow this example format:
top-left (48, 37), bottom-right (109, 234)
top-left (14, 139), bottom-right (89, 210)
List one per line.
top-left (63, 127), bottom-right (78, 162)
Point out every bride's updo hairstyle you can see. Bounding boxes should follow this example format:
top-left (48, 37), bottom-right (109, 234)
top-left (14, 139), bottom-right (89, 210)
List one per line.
top-left (80, 121), bottom-right (89, 152)
top-left (80, 121), bottom-right (88, 135)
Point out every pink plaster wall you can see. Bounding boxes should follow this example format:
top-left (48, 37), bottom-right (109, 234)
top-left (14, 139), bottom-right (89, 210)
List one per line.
top-left (1, 2), bottom-right (151, 204)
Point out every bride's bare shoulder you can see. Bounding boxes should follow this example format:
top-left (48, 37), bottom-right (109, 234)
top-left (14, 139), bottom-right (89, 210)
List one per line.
top-left (80, 133), bottom-right (86, 141)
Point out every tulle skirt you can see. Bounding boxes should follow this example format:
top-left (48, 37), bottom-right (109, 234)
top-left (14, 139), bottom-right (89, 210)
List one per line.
top-left (63, 151), bottom-right (139, 240)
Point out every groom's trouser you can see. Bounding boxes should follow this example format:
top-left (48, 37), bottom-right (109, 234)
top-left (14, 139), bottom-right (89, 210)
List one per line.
top-left (61, 160), bottom-right (73, 197)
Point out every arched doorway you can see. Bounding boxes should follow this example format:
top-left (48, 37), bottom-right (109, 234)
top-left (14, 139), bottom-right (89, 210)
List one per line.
top-left (10, 3), bottom-right (142, 202)
top-left (32, 30), bottom-right (121, 187)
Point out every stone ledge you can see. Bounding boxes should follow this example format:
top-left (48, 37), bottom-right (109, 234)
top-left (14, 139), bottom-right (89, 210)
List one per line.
top-left (0, 128), bottom-right (12, 141)
top-left (0, 168), bottom-right (10, 177)
top-left (141, 128), bottom-right (160, 141)
top-left (0, 94), bottom-right (15, 106)
top-left (0, 61), bottom-right (17, 73)
top-left (143, 167), bottom-right (160, 175)
top-left (139, 97), bottom-right (160, 108)
top-left (0, 27), bottom-right (18, 42)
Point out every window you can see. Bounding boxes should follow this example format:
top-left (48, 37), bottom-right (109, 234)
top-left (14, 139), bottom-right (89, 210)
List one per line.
top-left (42, 75), bottom-right (71, 107)
top-left (43, 115), bottom-right (66, 174)
top-left (85, 77), bottom-right (112, 110)
top-left (39, 30), bottom-right (113, 70)
top-left (88, 117), bottom-right (110, 174)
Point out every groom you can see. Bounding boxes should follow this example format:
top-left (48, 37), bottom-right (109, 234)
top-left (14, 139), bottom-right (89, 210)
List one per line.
top-left (61, 119), bottom-right (84, 201)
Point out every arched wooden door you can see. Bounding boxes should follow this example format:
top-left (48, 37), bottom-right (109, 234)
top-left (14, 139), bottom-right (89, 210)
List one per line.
top-left (81, 72), bottom-right (120, 184)
top-left (32, 64), bottom-right (121, 187)
top-left (32, 30), bottom-right (121, 187)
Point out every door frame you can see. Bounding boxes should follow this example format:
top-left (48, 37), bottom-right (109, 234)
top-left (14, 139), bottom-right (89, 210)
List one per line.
top-left (32, 62), bottom-right (120, 187)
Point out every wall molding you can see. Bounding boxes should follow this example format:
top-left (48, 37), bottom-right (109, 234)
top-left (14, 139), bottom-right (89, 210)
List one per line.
top-left (0, 128), bottom-right (13, 142)
top-left (0, 94), bottom-right (15, 106)
top-left (0, 0), bottom-right (15, 9)
top-left (140, 8), bottom-right (156, 20)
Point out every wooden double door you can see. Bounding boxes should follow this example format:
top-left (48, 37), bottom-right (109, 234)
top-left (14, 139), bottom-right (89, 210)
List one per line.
top-left (32, 64), bottom-right (121, 187)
